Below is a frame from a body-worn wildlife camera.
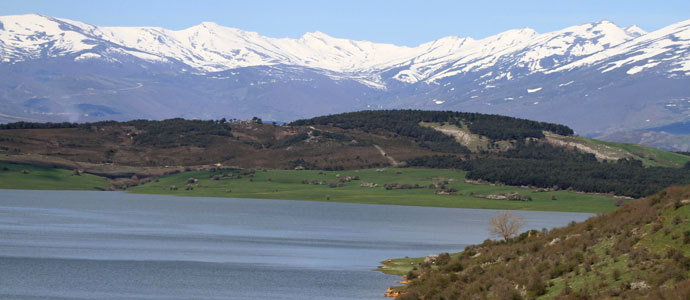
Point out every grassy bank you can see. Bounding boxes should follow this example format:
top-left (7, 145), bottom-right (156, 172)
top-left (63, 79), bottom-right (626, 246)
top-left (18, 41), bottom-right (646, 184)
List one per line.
top-left (0, 162), bottom-right (109, 190)
top-left (130, 167), bottom-right (620, 213)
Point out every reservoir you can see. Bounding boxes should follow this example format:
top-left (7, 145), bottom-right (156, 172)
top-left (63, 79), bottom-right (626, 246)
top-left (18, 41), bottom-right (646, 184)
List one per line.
top-left (0, 190), bottom-right (591, 299)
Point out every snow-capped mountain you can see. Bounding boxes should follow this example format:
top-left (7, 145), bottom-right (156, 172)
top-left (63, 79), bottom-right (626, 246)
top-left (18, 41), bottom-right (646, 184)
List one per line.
top-left (387, 20), bottom-right (640, 84)
top-left (0, 14), bottom-right (646, 84)
top-left (1, 14), bottom-right (690, 150)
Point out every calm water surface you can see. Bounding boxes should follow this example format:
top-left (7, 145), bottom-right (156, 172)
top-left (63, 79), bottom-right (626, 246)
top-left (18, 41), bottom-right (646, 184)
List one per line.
top-left (0, 190), bottom-right (592, 299)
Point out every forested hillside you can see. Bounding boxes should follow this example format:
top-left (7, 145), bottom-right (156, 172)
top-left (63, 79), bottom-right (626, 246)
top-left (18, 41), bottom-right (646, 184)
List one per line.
top-left (406, 141), bottom-right (690, 197)
top-left (1, 110), bottom-right (689, 198)
top-left (291, 110), bottom-right (573, 152)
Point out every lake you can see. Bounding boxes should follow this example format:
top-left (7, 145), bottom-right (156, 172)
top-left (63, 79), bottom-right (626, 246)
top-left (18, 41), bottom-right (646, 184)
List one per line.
top-left (0, 190), bottom-right (592, 299)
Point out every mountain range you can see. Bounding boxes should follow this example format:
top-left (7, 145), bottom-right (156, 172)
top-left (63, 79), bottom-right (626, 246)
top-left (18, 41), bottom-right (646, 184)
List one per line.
top-left (1, 14), bottom-right (690, 149)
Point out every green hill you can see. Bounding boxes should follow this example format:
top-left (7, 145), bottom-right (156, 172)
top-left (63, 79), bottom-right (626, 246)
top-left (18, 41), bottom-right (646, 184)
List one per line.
top-left (379, 186), bottom-right (690, 299)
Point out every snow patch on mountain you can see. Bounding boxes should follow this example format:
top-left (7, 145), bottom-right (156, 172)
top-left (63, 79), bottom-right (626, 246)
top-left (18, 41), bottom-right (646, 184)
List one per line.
top-left (74, 52), bottom-right (101, 61)
top-left (627, 61), bottom-right (660, 74)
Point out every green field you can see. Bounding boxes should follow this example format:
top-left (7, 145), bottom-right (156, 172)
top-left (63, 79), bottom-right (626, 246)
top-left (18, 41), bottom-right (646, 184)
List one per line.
top-left (0, 162), bottom-right (622, 213)
top-left (0, 162), bottom-right (109, 190)
top-left (130, 167), bottom-right (620, 213)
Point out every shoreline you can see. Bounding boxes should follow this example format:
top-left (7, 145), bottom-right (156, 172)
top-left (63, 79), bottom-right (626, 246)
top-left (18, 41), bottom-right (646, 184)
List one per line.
top-left (375, 256), bottom-right (437, 298)
top-left (0, 188), bottom-right (599, 217)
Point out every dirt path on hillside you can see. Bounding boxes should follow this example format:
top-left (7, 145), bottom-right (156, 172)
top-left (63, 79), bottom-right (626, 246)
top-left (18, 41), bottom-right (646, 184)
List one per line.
top-left (434, 127), bottom-right (476, 145)
top-left (545, 137), bottom-right (622, 160)
top-left (374, 145), bottom-right (398, 167)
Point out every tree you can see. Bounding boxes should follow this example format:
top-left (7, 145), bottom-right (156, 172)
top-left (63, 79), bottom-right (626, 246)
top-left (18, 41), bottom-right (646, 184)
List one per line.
top-left (489, 211), bottom-right (524, 241)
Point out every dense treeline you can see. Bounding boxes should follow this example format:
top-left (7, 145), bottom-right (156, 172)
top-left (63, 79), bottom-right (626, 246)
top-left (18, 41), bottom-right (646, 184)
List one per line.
top-left (406, 142), bottom-right (690, 197)
top-left (463, 114), bottom-right (572, 140)
top-left (291, 109), bottom-right (573, 142)
top-left (463, 158), bottom-right (690, 198)
top-left (0, 121), bottom-right (81, 130)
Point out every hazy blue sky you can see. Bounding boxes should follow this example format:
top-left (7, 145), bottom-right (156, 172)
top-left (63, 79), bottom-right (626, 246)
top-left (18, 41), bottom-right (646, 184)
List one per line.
top-left (3, 0), bottom-right (689, 46)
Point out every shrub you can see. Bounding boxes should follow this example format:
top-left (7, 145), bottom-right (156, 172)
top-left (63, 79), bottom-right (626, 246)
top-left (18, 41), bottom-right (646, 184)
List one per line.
top-left (673, 216), bottom-right (682, 225)
top-left (527, 273), bottom-right (547, 296)
top-left (435, 253), bottom-right (451, 266)
top-left (442, 260), bottom-right (464, 272)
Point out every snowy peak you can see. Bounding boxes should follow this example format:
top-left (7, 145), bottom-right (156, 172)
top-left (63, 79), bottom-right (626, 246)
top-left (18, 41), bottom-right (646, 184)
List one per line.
top-left (512, 20), bottom-right (635, 70)
top-left (197, 21), bottom-right (221, 28)
top-left (486, 27), bottom-right (539, 45)
top-left (551, 18), bottom-right (690, 75)
top-left (624, 25), bottom-right (647, 37)
top-left (299, 30), bottom-right (332, 40)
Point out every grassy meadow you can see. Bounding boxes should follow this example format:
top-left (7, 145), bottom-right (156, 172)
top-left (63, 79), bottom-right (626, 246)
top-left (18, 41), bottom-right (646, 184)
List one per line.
top-left (0, 161), bottom-right (622, 213)
top-left (130, 167), bottom-right (620, 213)
top-left (0, 162), bottom-right (109, 190)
